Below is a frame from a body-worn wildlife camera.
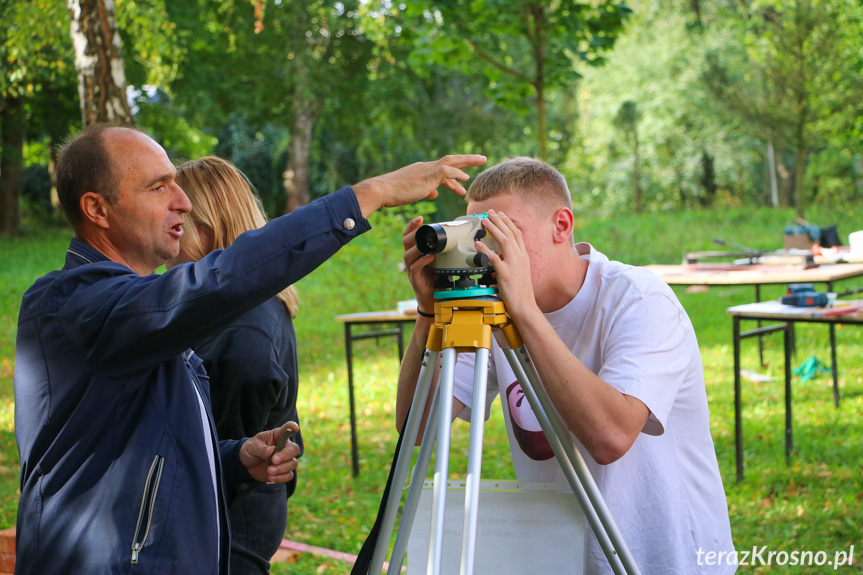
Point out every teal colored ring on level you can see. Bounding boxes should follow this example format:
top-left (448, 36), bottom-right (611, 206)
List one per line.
top-left (433, 287), bottom-right (499, 299)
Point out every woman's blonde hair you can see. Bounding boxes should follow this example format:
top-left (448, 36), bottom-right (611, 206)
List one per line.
top-left (176, 156), bottom-right (299, 318)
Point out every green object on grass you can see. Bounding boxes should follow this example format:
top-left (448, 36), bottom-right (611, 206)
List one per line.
top-left (791, 355), bottom-right (831, 382)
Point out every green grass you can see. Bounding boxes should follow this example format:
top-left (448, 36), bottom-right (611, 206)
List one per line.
top-left (3, 206), bottom-right (862, 574)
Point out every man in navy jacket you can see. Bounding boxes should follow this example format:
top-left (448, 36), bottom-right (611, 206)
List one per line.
top-left (13, 124), bottom-right (485, 574)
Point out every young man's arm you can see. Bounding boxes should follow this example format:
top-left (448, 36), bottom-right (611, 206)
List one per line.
top-left (500, 305), bottom-right (650, 464)
top-left (395, 218), bottom-right (466, 444)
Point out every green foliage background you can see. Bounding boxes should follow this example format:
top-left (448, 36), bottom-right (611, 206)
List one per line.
top-left (2, 0), bottom-right (863, 572)
top-left (6, 0), bottom-right (862, 230)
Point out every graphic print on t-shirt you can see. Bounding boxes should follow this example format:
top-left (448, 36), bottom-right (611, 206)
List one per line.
top-left (505, 380), bottom-right (553, 461)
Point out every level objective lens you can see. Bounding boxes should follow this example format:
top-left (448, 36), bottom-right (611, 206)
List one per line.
top-left (416, 224), bottom-right (448, 254)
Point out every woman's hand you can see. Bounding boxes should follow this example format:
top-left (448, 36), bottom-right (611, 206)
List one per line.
top-left (239, 421), bottom-right (301, 484)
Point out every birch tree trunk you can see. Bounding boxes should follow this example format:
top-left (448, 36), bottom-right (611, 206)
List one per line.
top-left (282, 46), bottom-right (321, 214)
top-left (283, 106), bottom-right (319, 214)
top-left (767, 141), bottom-right (779, 207)
top-left (67, 0), bottom-right (134, 126)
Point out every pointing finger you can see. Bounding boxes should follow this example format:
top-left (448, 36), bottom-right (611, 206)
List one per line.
top-left (437, 154), bottom-right (488, 169)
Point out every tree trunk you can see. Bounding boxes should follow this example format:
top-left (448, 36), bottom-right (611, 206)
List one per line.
top-left (283, 107), bottom-right (318, 214)
top-left (633, 131), bottom-right (642, 213)
top-left (0, 97), bottom-right (25, 236)
top-left (794, 122), bottom-right (807, 219)
top-left (67, 0), bottom-right (134, 126)
top-left (689, 0), bottom-right (704, 29)
top-left (550, 88), bottom-right (577, 167)
top-left (530, 2), bottom-right (548, 162)
top-left (775, 146), bottom-right (791, 207)
top-left (49, 146), bottom-right (61, 211)
top-left (854, 155), bottom-right (863, 195)
top-left (700, 150), bottom-right (716, 208)
top-left (49, 129), bottom-right (64, 211)
top-left (792, 7), bottom-right (808, 219)
top-left (767, 140), bottom-right (779, 207)
top-left (536, 83), bottom-right (548, 162)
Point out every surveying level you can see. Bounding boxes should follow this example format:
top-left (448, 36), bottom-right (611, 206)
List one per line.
top-left (415, 214), bottom-right (499, 300)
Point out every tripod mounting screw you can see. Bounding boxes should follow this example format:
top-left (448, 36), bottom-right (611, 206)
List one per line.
top-left (454, 276), bottom-right (477, 289)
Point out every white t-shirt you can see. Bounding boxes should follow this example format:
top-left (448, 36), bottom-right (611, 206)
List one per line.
top-left (452, 243), bottom-right (735, 574)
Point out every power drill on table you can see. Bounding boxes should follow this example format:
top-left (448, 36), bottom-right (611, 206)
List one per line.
top-left (781, 284), bottom-right (829, 307)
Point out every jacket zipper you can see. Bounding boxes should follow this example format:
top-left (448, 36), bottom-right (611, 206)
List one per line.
top-left (131, 454), bottom-right (165, 564)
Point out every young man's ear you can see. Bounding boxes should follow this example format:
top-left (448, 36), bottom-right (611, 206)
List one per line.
top-left (80, 192), bottom-right (111, 229)
top-left (551, 207), bottom-right (574, 244)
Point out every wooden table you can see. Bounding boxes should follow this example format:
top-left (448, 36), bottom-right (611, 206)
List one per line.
top-left (647, 262), bottom-right (863, 379)
top-left (726, 300), bottom-right (863, 481)
top-left (645, 262), bottom-right (863, 287)
top-left (683, 247), bottom-right (863, 266)
top-left (334, 310), bottom-right (417, 476)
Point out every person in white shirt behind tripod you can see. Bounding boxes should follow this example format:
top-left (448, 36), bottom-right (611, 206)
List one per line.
top-left (396, 157), bottom-right (736, 574)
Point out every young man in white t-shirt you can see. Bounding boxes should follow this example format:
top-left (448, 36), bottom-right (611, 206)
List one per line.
top-left (396, 157), bottom-right (736, 574)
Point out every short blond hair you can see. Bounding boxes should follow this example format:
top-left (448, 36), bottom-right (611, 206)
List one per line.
top-left (467, 157), bottom-right (573, 217)
top-left (176, 156), bottom-right (299, 318)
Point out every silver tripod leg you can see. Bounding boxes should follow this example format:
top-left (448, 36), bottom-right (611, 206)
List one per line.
top-left (460, 347), bottom-right (489, 575)
top-left (427, 347), bottom-right (458, 575)
top-left (369, 349), bottom-right (441, 574)
top-left (388, 366), bottom-right (443, 575)
top-left (502, 347), bottom-right (642, 575)
top-left (390, 347), bottom-right (490, 575)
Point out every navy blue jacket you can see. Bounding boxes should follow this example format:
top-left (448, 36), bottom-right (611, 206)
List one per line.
top-left (200, 297), bottom-right (302, 451)
top-left (14, 188), bottom-right (370, 574)
top-left (198, 296), bottom-right (303, 499)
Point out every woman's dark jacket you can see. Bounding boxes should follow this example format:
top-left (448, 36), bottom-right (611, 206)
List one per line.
top-left (197, 296), bottom-right (304, 496)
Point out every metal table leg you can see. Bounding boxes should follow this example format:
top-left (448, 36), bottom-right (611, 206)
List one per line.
top-left (755, 285), bottom-right (764, 366)
top-left (829, 324), bottom-right (840, 407)
top-left (733, 316), bottom-right (743, 482)
top-left (827, 281), bottom-right (840, 407)
top-left (734, 319), bottom-right (789, 481)
top-left (784, 322), bottom-right (793, 465)
top-left (345, 323), bottom-right (360, 477)
top-left (343, 321), bottom-right (410, 477)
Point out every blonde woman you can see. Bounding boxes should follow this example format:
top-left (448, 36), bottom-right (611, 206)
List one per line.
top-left (169, 157), bottom-right (301, 575)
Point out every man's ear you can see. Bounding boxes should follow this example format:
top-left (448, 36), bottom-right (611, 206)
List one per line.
top-left (551, 207), bottom-right (574, 244)
top-left (80, 192), bottom-right (111, 229)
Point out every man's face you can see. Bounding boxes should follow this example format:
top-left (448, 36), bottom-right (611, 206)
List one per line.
top-left (466, 193), bottom-right (553, 291)
top-left (103, 129), bottom-right (191, 275)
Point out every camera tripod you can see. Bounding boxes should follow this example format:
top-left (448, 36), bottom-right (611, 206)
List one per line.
top-left (360, 295), bottom-right (641, 575)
